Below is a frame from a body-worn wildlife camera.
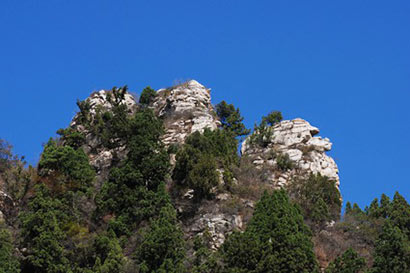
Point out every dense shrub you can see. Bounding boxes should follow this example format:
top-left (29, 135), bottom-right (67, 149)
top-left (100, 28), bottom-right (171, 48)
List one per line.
top-left (57, 128), bottom-right (85, 149)
top-left (290, 174), bottom-right (341, 229)
top-left (0, 222), bottom-right (20, 273)
top-left (38, 139), bottom-right (95, 191)
top-left (325, 248), bottom-right (366, 273)
top-left (173, 128), bottom-right (238, 199)
top-left (275, 153), bottom-right (294, 171)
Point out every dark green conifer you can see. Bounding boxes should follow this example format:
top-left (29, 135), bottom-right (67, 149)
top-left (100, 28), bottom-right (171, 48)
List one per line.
top-left (215, 101), bottom-right (250, 137)
top-left (370, 221), bottom-right (409, 273)
top-left (220, 190), bottom-right (319, 273)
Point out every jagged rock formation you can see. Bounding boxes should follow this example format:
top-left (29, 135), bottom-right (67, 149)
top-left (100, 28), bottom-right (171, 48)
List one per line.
top-left (70, 81), bottom-right (220, 179)
top-left (241, 118), bottom-right (339, 188)
top-left (150, 80), bottom-right (221, 146)
top-left (68, 82), bottom-right (340, 251)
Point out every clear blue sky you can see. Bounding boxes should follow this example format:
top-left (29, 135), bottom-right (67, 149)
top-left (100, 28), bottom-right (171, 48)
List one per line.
top-left (1, 1), bottom-right (409, 208)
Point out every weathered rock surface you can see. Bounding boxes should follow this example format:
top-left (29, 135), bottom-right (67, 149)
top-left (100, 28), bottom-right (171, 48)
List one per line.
top-left (241, 118), bottom-right (339, 188)
top-left (177, 193), bottom-right (245, 250)
top-left (68, 83), bottom-right (341, 251)
top-left (151, 80), bottom-right (221, 146)
top-left (70, 90), bottom-right (137, 182)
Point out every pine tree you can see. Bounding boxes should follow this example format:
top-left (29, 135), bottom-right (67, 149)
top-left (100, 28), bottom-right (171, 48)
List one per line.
top-left (220, 190), bottom-right (319, 273)
top-left (95, 108), bottom-right (170, 234)
top-left (390, 192), bottom-right (410, 237)
top-left (215, 101), bottom-right (250, 137)
top-left (20, 184), bottom-right (71, 273)
top-left (134, 204), bottom-right (186, 272)
top-left (91, 231), bottom-right (126, 273)
top-left (370, 221), bottom-right (410, 273)
top-left (0, 223), bottom-right (20, 273)
top-left (139, 86), bottom-right (157, 105)
top-left (261, 111), bottom-right (283, 126)
top-left (379, 194), bottom-right (391, 218)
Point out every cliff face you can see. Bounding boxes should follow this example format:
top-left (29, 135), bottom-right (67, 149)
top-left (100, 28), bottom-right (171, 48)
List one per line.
top-left (241, 118), bottom-right (339, 189)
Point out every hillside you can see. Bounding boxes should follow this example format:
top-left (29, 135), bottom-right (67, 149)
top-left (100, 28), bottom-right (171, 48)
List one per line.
top-left (0, 80), bottom-right (409, 273)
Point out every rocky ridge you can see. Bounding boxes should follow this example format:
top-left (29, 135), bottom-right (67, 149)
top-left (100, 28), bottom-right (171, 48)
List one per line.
top-left (241, 118), bottom-right (339, 189)
top-left (66, 80), bottom-right (340, 250)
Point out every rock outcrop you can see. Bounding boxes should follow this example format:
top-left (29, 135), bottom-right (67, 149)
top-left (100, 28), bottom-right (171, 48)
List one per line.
top-left (67, 83), bottom-right (341, 251)
top-left (151, 80), bottom-right (221, 146)
top-left (70, 90), bottom-right (137, 182)
top-left (241, 118), bottom-right (339, 188)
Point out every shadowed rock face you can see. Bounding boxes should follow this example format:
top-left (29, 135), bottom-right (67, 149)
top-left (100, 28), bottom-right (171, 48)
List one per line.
top-left (151, 80), bottom-right (221, 146)
top-left (241, 118), bottom-right (339, 189)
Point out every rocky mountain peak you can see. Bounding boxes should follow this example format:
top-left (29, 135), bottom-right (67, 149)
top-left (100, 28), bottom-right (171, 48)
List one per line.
top-left (151, 80), bottom-right (221, 146)
top-left (242, 118), bottom-right (339, 188)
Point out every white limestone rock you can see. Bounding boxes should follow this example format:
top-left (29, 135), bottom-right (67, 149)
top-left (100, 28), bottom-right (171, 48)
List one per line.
top-left (242, 118), bottom-right (340, 189)
top-left (151, 80), bottom-right (221, 146)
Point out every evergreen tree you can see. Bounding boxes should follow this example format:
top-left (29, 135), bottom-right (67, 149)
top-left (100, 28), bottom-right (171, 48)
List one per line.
top-left (96, 108), bottom-right (170, 234)
top-left (135, 204), bottom-right (186, 273)
top-left (91, 232), bottom-right (126, 273)
top-left (220, 190), bottom-right (319, 273)
top-left (215, 101), bottom-right (250, 137)
top-left (367, 198), bottom-right (381, 218)
top-left (325, 248), bottom-right (366, 273)
top-left (290, 174), bottom-right (341, 228)
top-left (0, 222), bottom-right (20, 273)
top-left (261, 111), bottom-right (283, 126)
top-left (38, 139), bottom-right (95, 191)
top-left (379, 194), bottom-right (391, 218)
top-left (345, 202), bottom-right (353, 215)
top-left (370, 221), bottom-right (410, 273)
top-left (173, 128), bottom-right (238, 200)
top-left (139, 86), bottom-right (157, 105)
top-left (20, 184), bottom-right (71, 273)
top-left (389, 192), bottom-right (410, 237)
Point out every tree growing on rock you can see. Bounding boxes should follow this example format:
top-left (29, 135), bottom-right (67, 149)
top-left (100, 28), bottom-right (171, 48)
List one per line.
top-left (139, 86), bottom-right (157, 105)
top-left (249, 110), bottom-right (283, 147)
top-left (172, 128), bottom-right (237, 200)
top-left (262, 110), bottom-right (283, 126)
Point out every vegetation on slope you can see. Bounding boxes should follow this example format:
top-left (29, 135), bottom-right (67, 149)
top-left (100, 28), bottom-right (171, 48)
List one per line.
top-left (0, 86), bottom-right (409, 273)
